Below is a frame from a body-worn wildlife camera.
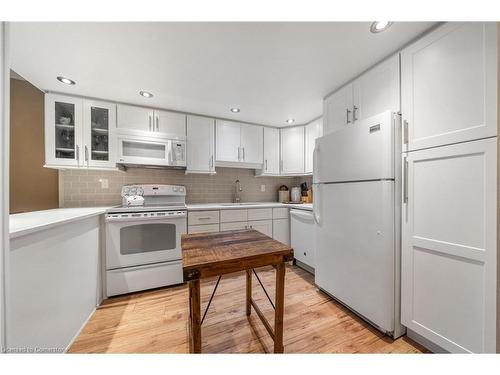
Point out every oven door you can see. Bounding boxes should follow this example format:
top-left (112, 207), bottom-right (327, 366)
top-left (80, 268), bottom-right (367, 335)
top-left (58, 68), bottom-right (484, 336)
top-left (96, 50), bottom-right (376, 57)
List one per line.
top-left (105, 211), bottom-right (187, 270)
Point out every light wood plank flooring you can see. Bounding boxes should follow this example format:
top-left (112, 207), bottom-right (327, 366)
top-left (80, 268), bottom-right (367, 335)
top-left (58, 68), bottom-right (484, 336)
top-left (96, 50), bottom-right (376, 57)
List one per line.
top-left (69, 265), bottom-right (427, 353)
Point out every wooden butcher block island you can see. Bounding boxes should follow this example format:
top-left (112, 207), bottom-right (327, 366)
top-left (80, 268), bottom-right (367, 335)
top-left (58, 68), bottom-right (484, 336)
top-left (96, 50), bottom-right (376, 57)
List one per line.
top-left (181, 229), bottom-right (294, 353)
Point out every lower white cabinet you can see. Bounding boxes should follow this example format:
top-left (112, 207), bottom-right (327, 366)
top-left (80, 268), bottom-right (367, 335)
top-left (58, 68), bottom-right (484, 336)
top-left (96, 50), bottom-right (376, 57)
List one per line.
top-left (188, 224), bottom-right (220, 234)
top-left (272, 218), bottom-right (290, 246)
top-left (220, 221), bottom-right (247, 231)
top-left (189, 207), bottom-right (290, 243)
top-left (247, 220), bottom-right (273, 237)
top-left (401, 138), bottom-right (497, 353)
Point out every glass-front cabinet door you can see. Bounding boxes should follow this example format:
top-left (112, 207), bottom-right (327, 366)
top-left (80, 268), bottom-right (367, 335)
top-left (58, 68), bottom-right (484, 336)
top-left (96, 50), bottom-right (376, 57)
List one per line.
top-left (83, 99), bottom-right (116, 168)
top-left (44, 94), bottom-right (83, 167)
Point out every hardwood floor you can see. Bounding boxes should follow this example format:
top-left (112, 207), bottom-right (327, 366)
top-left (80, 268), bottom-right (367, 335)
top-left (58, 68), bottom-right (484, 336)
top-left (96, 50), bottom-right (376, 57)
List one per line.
top-left (69, 265), bottom-right (428, 353)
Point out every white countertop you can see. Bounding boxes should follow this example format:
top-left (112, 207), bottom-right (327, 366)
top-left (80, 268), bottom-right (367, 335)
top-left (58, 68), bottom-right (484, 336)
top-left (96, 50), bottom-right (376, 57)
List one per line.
top-left (10, 207), bottom-right (113, 239)
top-left (186, 202), bottom-right (313, 211)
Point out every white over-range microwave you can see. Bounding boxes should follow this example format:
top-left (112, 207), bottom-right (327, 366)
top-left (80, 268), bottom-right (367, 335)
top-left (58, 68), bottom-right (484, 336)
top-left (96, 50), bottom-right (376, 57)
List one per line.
top-left (117, 133), bottom-right (186, 168)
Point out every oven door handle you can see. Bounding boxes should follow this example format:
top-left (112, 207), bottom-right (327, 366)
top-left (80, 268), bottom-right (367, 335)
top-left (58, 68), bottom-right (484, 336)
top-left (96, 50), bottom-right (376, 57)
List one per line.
top-left (105, 212), bottom-right (186, 222)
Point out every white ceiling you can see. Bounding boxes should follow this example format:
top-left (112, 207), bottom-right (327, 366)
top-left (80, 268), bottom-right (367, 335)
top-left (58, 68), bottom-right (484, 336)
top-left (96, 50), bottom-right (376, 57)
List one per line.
top-left (10, 22), bottom-right (435, 127)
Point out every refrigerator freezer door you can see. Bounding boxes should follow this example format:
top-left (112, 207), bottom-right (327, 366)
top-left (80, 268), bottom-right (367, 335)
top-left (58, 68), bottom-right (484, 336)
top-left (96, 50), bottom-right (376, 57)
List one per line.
top-left (313, 111), bottom-right (395, 184)
top-left (314, 180), bottom-right (395, 332)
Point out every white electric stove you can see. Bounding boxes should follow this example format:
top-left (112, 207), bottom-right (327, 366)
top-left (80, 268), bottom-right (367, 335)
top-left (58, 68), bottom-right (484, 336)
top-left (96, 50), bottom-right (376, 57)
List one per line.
top-left (105, 184), bottom-right (187, 296)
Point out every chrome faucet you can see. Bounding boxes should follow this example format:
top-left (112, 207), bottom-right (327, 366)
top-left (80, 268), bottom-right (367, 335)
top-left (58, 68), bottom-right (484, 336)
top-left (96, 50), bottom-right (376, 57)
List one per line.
top-left (234, 179), bottom-right (243, 203)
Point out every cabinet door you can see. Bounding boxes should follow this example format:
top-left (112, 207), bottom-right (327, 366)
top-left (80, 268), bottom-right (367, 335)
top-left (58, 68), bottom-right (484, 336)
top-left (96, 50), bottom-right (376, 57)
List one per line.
top-left (272, 218), bottom-right (290, 245)
top-left (280, 126), bottom-right (305, 174)
top-left (186, 115), bottom-right (215, 173)
top-left (248, 220), bottom-right (273, 237)
top-left (117, 104), bottom-right (153, 132)
top-left (323, 83), bottom-right (353, 135)
top-left (240, 123), bottom-right (263, 165)
top-left (220, 222), bottom-right (248, 231)
top-left (305, 118), bottom-right (323, 174)
top-left (353, 54), bottom-right (400, 122)
top-left (44, 94), bottom-right (83, 167)
top-left (401, 23), bottom-right (497, 151)
top-left (83, 99), bottom-right (116, 169)
top-left (401, 138), bottom-right (497, 353)
top-left (155, 110), bottom-right (186, 138)
top-left (216, 120), bottom-right (240, 162)
top-left (262, 127), bottom-right (280, 174)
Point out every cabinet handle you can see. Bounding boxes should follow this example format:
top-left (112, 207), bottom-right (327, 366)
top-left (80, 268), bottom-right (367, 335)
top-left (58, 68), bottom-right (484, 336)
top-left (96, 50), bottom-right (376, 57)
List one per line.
top-left (353, 106), bottom-right (359, 122)
top-left (156, 115), bottom-right (159, 132)
top-left (403, 120), bottom-right (409, 145)
top-left (243, 147), bottom-right (245, 161)
top-left (403, 157), bottom-right (408, 204)
top-left (84, 145), bottom-right (89, 165)
top-left (76, 145), bottom-right (80, 163)
top-left (149, 115), bottom-right (152, 131)
top-left (346, 108), bottom-right (352, 124)
top-left (238, 147), bottom-right (241, 161)
top-left (265, 159), bottom-right (268, 171)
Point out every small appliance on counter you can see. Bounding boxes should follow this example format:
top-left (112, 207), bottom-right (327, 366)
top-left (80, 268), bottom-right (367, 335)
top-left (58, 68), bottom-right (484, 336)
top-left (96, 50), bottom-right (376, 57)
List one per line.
top-left (278, 185), bottom-right (289, 203)
top-left (290, 187), bottom-right (301, 203)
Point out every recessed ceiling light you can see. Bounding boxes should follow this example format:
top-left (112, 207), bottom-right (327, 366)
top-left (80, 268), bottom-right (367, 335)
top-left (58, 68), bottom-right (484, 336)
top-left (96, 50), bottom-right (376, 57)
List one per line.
top-left (370, 21), bottom-right (393, 33)
top-left (230, 107), bottom-right (240, 113)
top-left (286, 118), bottom-right (295, 124)
top-left (57, 76), bottom-right (76, 85)
top-left (139, 90), bottom-right (154, 98)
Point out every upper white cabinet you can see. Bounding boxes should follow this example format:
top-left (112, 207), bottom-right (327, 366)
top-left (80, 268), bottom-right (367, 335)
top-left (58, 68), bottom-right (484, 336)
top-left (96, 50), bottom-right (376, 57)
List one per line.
top-left (353, 54), bottom-right (400, 122)
top-left (280, 126), bottom-right (305, 175)
top-left (215, 120), bottom-right (240, 162)
top-left (45, 94), bottom-right (116, 169)
top-left (305, 118), bottom-right (323, 174)
top-left (116, 104), bottom-right (152, 132)
top-left (155, 109), bottom-right (187, 138)
top-left (83, 99), bottom-right (117, 169)
top-left (240, 123), bottom-right (263, 164)
top-left (323, 84), bottom-right (353, 135)
top-left (401, 138), bottom-right (497, 353)
top-left (186, 115), bottom-right (215, 174)
top-left (117, 104), bottom-right (186, 139)
top-left (215, 120), bottom-right (263, 168)
top-left (401, 23), bottom-right (497, 151)
top-left (323, 54), bottom-right (400, 135)
top-left (257, 127), bottom-right (280, 176)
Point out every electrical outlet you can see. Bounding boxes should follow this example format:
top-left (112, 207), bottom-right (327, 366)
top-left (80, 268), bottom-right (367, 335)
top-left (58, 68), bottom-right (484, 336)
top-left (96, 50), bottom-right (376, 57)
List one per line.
top-left (260, 184), bottom-right (266, 192)
top-left (99, 178), bottom-right (109, 189)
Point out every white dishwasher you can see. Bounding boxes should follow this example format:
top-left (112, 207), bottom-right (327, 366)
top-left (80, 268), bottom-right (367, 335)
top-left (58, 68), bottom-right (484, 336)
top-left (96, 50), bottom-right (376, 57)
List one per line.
top-left (290, 209), bottom-right (315, 272)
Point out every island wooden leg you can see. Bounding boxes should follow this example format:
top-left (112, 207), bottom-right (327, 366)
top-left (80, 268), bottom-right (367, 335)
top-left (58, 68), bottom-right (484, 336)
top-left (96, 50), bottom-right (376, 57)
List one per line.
top-left (246, 269), bottom-right (252, 316)
top-left (188, 279), bottom-right (201, 353)
top-left (274, 263), bottom-right (285, 353)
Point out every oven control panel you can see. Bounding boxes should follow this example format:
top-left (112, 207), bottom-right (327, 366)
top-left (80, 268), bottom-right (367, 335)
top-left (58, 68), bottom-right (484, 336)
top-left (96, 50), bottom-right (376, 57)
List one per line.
top-left (121, 184), bottom-right (186, 197)
top-left (106, 210), bottom-right (186, 222)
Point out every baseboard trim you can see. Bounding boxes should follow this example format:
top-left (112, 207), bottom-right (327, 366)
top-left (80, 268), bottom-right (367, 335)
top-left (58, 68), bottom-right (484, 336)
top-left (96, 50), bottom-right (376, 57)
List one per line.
top-left (407, 328), bottom-right (448, 353)
top-left (64, 306), bottom-right (97, 353)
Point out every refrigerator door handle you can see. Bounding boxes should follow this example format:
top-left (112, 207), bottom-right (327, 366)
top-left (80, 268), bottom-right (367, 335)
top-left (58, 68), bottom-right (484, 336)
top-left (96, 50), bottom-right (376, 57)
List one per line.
top-left (313, 183), bottom-right (321, 225)
top-left (403, 157), bottom-right (408, 204)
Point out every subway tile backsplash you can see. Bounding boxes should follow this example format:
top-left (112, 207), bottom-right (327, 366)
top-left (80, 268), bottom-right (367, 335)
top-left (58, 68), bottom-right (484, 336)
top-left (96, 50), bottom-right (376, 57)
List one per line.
top-left (59, 167), bottom-right (313, 207)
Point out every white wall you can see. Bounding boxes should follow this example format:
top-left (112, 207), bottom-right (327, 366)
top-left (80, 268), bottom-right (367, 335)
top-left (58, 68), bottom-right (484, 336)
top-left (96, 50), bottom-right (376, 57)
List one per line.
top-left (0, 21), bottom-right (10, 353)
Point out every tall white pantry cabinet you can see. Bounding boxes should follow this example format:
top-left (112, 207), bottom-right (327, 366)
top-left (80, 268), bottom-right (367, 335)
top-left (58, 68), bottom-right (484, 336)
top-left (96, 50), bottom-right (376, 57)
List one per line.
top-left (400, 22), bottom-right (497, 353)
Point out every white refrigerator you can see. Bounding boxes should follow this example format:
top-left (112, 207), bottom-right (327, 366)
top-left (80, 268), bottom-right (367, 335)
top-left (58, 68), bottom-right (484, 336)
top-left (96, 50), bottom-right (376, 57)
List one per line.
top-left (313, 111), bottom-right (404, 338)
